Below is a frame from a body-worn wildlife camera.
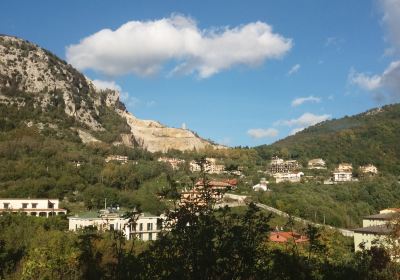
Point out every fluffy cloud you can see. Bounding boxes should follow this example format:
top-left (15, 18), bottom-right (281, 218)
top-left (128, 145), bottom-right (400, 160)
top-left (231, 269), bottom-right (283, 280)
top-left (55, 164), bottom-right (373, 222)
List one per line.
top-left (288, 64), bottom-right (300, 75)
top-left (66, 15), bottom-right (292, 78)
top-left (291, 95), bottom-right (321, 107)
top-left (247, 128), bottom-right (278, 139)
top-left (276, 113), bottom-right (331, 127)
top-left (379, 0), bottom-right (400, 53)
top-left (349, 60), bottom-right (400, 101)
top-left (92, 79), bottom-right (121, 91)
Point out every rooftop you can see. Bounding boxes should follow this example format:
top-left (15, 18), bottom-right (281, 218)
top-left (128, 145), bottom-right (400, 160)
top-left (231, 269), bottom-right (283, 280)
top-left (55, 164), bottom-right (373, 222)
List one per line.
top-left (353, 225), bottom-right (393, 235)
top-left (364, 212), bottom-right (399, 220)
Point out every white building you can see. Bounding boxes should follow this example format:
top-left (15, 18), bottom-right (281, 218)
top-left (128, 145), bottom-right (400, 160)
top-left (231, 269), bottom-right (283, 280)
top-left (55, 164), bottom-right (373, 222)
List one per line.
top-left (189, 158), bottom-right (225, 174)
top-left (273, 172), bottom-right (304, 183)
top-left (268, 157), bottom-right (300, 174)
top-left (68, 210), bottom-right (165, 241)
top-left (105, 155), bottom-right (128, 164)
top-left (0, 198), bottom-right (67, 217)
top-left (332, 163), bottom-right (356, 182)
top-left (158, 157), bottom-right (185, 170)
top-left (307, 158), bottom-right (326, 169)
top-left (252, 178), bottom-right (270, 191)
top-left (353, 208), bottom-right (400, 252)
top-left (360, 164), bottom-right (378, 176)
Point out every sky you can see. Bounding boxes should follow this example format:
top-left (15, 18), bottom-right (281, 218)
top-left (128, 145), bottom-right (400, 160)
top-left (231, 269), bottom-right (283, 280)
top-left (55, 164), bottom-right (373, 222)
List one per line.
top-left (2, 0), bottom-right (400, 147)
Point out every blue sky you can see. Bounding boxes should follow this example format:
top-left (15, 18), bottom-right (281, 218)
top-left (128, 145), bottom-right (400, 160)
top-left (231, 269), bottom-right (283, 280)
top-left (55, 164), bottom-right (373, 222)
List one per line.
top-left (2, 0), bottom-right (400, 147)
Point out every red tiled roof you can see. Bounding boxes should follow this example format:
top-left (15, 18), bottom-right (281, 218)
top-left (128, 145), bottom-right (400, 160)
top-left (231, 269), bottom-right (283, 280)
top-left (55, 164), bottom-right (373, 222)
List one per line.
top-left (269, 232), bottom-right (308, 243)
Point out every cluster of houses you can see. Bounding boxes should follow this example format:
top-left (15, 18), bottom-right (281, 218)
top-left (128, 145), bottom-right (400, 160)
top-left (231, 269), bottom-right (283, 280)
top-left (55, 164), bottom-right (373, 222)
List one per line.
top-left (266, 157), bottom-right (378, 185)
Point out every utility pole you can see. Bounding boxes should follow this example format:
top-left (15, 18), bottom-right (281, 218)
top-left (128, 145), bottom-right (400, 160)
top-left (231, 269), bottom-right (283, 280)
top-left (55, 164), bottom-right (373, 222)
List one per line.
top-left (104, 198), bottom-right (107, 210)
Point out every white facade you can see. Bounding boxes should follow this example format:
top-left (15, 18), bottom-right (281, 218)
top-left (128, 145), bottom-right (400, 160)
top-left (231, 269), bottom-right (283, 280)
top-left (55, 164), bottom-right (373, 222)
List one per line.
top-left (307, 158), bottom-right (326, 169)
top-left (252, 178), bottom-right (270, 191)
top-left (274, 172), bottom-right (304, 183)
top-left (333, 171), bottom-right (353, 182)
top-left (105, 155), bottom-right (128, 164)
top-left (189, 158), bottom-right (225, 174)
top-left (68, 211), bottom-right (165, 241)
top-left (0, 198), bottom-right (66, 217)
top-left (158, 157), bottom-right (185, 170)
top-left (360, 164), bottom-right (378, 175)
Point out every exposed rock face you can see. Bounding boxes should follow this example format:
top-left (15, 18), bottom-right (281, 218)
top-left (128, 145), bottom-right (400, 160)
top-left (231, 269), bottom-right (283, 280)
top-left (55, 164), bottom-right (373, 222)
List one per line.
top-left (0, 35), bottom-right (222, 152)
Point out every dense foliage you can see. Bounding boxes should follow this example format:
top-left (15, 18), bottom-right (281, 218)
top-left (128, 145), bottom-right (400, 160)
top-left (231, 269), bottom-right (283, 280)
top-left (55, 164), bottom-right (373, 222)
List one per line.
top-left (256, 104), bottom-right (400, 175)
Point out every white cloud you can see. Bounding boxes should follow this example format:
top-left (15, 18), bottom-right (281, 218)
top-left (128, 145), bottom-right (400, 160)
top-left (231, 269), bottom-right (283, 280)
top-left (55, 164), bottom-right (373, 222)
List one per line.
top-left (379, 0), bottom-right (400, 53)
top-left (92, 79), bottom-right (121, 91)
top-left (276, 113), bottom-right (331, 127)
top-left (247, 128), bottom-right (278, 139)
top-left (349, 60), bottom-right (400, 101)
top-left (291, 95), bottom-right (321, 107)
top-left (66, 15), bottom-right (292, 78)
top-left (288, 64), bottom-right (300, 75)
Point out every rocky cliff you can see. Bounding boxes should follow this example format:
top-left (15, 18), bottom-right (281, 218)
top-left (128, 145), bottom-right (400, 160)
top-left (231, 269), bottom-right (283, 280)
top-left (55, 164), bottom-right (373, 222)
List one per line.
top-left (0, 35), bottom-right (222, 152)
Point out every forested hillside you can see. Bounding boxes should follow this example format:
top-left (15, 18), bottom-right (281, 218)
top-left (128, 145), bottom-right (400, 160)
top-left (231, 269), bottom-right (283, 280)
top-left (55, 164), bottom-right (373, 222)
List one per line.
top-left (256, 104), bottom-right (400, 175)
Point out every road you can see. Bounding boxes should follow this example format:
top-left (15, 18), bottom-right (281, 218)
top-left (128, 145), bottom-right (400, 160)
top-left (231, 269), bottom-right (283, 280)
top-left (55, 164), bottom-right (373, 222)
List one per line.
top-left (220, 194), bottom-right (354, 237)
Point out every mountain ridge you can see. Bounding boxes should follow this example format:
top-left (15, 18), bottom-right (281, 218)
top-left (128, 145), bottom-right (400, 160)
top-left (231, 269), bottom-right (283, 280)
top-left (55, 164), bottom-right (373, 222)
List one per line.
top-left (0, 35), bottom-right (222, 152)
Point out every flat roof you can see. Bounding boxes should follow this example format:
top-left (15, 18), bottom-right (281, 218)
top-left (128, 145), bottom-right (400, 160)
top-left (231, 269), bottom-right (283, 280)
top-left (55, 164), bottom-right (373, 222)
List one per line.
top-left (364, 213), bottom-right (398, 220)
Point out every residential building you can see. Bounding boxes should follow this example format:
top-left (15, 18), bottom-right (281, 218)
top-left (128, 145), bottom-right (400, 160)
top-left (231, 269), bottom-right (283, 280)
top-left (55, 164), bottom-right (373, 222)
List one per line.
top-left (359, 164), bottom-right (378, 176)
top-left (273, 172), bottom-right (304, 183)
top-left (353, 208), bottom-right (400, 252)
top-left (307, 158), bottom-right (326, 169)
top-left (189, 158), bottom-right (225, 174)
top-left (68, 209), bottom-right (165, 241)
top-left (158, 157), bottom-right (185, 170)
top-left (252, 178), bottom-right (270, 191)
top-left (0, 198), bottom-right (67, 217)
top-left (180, 179), bottom-right (236, 206)
top-left (269, 231), bottom-right (308, 244)
top-left (332, 163), bottom-right (355, 182)
top-left (268, 156), bottom-right (300, 174)
top-left (105, 155), bottom-right (128, 164)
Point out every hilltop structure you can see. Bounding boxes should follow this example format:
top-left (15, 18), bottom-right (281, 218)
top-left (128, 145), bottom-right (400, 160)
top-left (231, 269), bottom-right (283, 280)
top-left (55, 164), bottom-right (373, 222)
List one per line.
top-left (307, 158), bottom-right (326, 169)
top-left (268, 156), bottom-right (300, 174)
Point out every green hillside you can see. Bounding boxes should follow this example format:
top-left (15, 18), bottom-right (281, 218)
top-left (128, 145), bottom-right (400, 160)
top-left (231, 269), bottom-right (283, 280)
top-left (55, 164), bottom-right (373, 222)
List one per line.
top-left (256, 104), bottom-right (400, 175)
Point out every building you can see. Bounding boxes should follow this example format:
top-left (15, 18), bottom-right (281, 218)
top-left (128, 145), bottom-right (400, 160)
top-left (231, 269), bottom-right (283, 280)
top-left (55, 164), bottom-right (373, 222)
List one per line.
top-left (158, 157), bottom-right (185, 170)
top-left (359, 164), bottom-right (378, 176)
top-left (353, 208), bottom-right (400, 252)
top-left (189, 158), bottom-right (225, 174)
top-left (180, 179), bottom-right (237, 206)
top-left (105, 155), bottom-right (128, 164)
top-left (268, 157), bottom-right (300, 174)
top-left (252, 178), bottom-right (270, 191)
top-left (0, 198), bottom-right (67, 217)
top-left (68, 209), bottom-right (165, 241)
top-left (273, 172), bottom-right (304, 183)
top-left (332, 163), bottom-right (355, 182)
top-left (307, 158), bottom-right (326, 169)
top-left (269, 231), bottom-right (308, 244)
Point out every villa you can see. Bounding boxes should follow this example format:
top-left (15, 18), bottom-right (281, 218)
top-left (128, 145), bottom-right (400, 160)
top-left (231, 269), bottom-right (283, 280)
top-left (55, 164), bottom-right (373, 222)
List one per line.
top-left (273, 172), bottom-right (304, 183)
top-left (0, 198), bottom-right (67, 217)
top-left (307, 158), bottom-right (327, 169)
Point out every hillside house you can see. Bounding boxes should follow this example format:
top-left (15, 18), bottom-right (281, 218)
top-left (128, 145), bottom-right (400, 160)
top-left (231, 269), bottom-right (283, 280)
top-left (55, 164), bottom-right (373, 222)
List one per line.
top-left (158, 157), bottom-right (185, 170)
top-left (359, 164), bottom-right (378, 176)
top-left (332, 163), bottom-right (355, 182)
top-left (105, 155), bottom-right (128, 164)
top-left (252, 178), bottom-right (270, 191)
top-left (268, 157), bottom-right (300, 174)
top-left (0, 198), bottom-right (67, 217)
top-left (353, 208), bottom-right (400, 252)
top-left (269, 231), bottom-right (308, 244)
top-left (180, 179), bottom-right (236, 206)
top-left (273, 172), bottom-right (304, 183)
top-left (68, 209), bottom-right (165, 241)
top-left (307, 158), bottom-right (326, 169)
top-left (189, 158), bottom-right (225, 174)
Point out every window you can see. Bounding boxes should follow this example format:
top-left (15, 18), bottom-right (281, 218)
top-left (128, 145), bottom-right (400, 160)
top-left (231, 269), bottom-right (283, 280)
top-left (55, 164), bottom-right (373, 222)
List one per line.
top-left (149, 233), bottom-right (153, 240)
top-left (22, 203), bottom-right (28, 209)
top-left (147, 223), bottom-right (153, 231)
top-left (32, 203), bottom-right (37, 209)
top-left (139, 233), bottom-right (143, 240)
top-left (139, 223), bottom-right (143, 231)
top-left (3, 203), bottom-right (9, 209)
top-left (110, 224), bottom-right (115, 230)
top-left (48, 202), bottom-right (54, 209)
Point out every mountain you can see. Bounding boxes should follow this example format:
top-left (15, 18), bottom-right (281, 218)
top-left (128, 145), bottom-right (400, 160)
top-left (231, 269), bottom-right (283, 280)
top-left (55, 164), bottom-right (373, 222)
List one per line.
top-left (255, 104), bottom-right (400, 174)
top-left (0, 35), bottom-right (222, 152)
